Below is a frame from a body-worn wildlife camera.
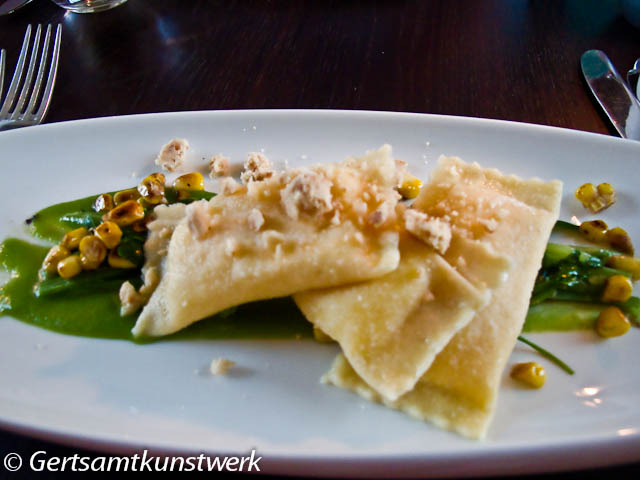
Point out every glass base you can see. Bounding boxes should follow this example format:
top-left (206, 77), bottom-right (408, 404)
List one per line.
top-left (50, 0), bottom-right (129, 14)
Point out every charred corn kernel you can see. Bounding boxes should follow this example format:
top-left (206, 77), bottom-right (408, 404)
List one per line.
top-left (108, 249), bottom-right (136, 269)
top-left (398, 174), bottom-right (422, 199)
top-left (136, 197), bottom-right (156, 209)
top-left (605, 227), bottom-right (634, 255)
top-left (173, 172), bottom-right (205, 191)
top-left (78, 235), bottom-right (107, 270)
top-left (94, 221), bottom-right (122, 249)
top-left (57, 255), bottom-right (82, 279)
top-left (114, 188), bottom-right (141, 205)
top-left (145, 172), bottom-right (165, 184)
top-left (176, 189), bottom-right (191, 201)
top-left (134, 213), bottom-right (154, 231)
top-left (575, 182), bottom-right (616, 213)
top-left (578, 219), bottom-right (608, 243)
top-left (596, 306), bottom-right (630, 338)
top-left (104, 200), bottom-right (145, 227)
top-left (606, 255), bottom-right (640, 281)
top-left (601, 274), bottom-right (633, 303)
top-left (60, 227), bottom-right (89, 251)
top-left (131, 220), bottom-right (148, 232)
top-left (510, 362), bottom-right (546, 388)
top-left (137, 173), bottom-right (166, 204)
top-left (93, 193), bottom-right (114, 213)
top-left (42, 245), bottom-right (70, 275)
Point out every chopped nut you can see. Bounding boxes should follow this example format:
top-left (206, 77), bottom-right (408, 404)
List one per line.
top-left (240, 152), bottom-right (273, 183)
top-left (247, 208), bottom-right (265, 232)
top-left (404, 209), bottom-right (452, 254)
top-left (209, 154), bottom-right (231, 178)
top-left (280, 169), bottom-right (333, 220)
top-left (155, 138), bottom-right (189, 172)
top-left (210, 358), bottom-right (235, 375)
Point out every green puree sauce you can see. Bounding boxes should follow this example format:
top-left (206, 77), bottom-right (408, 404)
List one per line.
top-left (0, 194), bottom-right (311, 343)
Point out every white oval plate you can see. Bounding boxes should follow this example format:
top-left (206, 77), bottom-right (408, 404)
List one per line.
top-left (0, 110), bottom-right (639, 478)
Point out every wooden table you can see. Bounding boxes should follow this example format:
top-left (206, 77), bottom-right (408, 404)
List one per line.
top-left (1, 1), bottom-right (639, 478)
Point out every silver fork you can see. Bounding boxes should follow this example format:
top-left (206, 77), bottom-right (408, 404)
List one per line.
top-left (0, 24), bottom-right (62, 132)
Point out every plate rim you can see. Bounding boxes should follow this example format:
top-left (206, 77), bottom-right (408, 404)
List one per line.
top-left (1, 109), bottom-right (639, 478)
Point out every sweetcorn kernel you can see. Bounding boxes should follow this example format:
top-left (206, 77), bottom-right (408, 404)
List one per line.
top-left (511, 362), bottom-right (546, 388)
top-left (575, 182), bottom-right (616, 213)
top-left (398, 174), bottom-right (422, 199)
top-left (596, 306), bottom-right (630, 338)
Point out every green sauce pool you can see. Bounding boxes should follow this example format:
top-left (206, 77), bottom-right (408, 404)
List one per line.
top-left (0, 194), bottom-right (311, 343)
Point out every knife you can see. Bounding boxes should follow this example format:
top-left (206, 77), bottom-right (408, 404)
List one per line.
top-left (0, 0), bottom-right (35, 16)
top-left (581, 49), bottom-right (640, 140)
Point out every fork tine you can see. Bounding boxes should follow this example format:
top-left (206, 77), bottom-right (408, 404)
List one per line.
top-left (0, 24), bottom-right (32, 115)
top-left (33, 25), bottom-right (61, 124)
top-left (0, 49), bottom-right (5, 100)
top-left (24, 25), bottom-right (51, 117)
top-left (11, 24), bottom-right (42, 119)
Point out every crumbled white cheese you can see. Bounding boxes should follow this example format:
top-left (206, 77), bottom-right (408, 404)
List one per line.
top-left (352, 199), bottom-right (368, 216)
top-left (280, 169), bottom-right (333, 220)
top-left (219, 176), bottom-right (242, 195)
top-left (404, 209), bottom-right (452, 254)
top-left (119, 281), bottom-right (145, 316)
top-left (186, 200), bottom-right (214, 240)
top-left (240, 152), bottom-right (273, 183)
top-left (210, 358), bottom-right (235, 375)
top-left (394, 159), bottom-right (409, 187)
top-left (209, 154), bottom-right (231, 178)
top-left (247, 208), bottom-right (265, 232)
top-left (155, 138), bottom-right (189, 172)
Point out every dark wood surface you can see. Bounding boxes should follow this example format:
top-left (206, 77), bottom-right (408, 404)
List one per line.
top-left (1, 0), bottom-right (639, 478)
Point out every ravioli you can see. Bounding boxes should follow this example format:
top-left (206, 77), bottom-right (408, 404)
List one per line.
top-left (294, 230), bottom-right (510, 401)
top-left (132, 145), bottom-right (403, 337)
top-left (324, 157), bottom-right (562, 439)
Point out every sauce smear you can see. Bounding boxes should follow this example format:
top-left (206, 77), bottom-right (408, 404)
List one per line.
top-left (1, 194), bottom-right (311, 343)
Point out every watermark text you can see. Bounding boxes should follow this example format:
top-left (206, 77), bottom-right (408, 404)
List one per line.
top-left (3, 449), bottom-right (261, 473)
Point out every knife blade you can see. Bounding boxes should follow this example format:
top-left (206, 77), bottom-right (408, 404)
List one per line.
top-left (0, 0), bottom-right (35, 16)
top-left (581, 49), bottom-right (640, 141)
